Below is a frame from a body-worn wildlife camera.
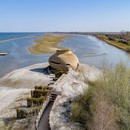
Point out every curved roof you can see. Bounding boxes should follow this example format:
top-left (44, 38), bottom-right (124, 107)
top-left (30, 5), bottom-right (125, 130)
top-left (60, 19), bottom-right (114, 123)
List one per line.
top-left (48, 49), bottom-right (79, 71)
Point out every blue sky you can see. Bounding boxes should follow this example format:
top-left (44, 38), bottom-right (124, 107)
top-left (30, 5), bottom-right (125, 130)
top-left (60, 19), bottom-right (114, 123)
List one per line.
top-left (0, 0), bottom-right (130, 32)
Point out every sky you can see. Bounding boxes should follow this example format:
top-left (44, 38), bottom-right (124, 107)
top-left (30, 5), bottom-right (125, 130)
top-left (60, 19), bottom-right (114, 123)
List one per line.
top-left (0, 0), bottom-right (130, 32)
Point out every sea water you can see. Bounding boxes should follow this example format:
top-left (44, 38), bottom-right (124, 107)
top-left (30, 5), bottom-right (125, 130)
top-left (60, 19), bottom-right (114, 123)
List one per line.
top-left (0, 32), bottom-right (50, 77)
top-left (0, 33), bottom-right (130, 77)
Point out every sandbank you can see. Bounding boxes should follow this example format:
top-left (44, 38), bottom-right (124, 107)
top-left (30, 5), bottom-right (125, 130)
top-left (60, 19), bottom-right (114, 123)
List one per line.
top-left (28, 34), bottom-right (69, 54)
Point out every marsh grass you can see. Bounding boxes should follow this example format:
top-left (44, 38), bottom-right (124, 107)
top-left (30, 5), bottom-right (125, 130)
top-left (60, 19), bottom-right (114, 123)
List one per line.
top-left (27, 96), bottom-right (45, 107)
top-left (16, 106), bottom-right (41, 119)
top-left (72, 63), bottom-right (130, 130)
top-left (15, 86), bottom-right (51, 119)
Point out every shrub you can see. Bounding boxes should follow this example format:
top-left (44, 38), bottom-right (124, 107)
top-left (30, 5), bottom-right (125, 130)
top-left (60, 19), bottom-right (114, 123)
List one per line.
top-left (72, 63), bottom-right (130, 130)
top-left (35, 86), bottom-right (45, 90)
top-left (31, 89), bottom-right (49, 98)
top-left (71, 102), bottom-right (83, 122)
top-left (27, 96), bottom-right (45, 107)
top-left (16, 106), bottom-right (41, 119)
top-left (126, 46), bottom-right (130, 52)
top-left (34, 86), bottom-right (53, 90)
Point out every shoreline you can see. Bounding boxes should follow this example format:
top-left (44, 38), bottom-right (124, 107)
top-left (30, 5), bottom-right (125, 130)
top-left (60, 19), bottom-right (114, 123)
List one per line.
top-left (28, 34), bottom-right (70, 54)
top-left (94, 35), bottom-right (130, 52)
top-left (0, 62), bottom-right (54, 112)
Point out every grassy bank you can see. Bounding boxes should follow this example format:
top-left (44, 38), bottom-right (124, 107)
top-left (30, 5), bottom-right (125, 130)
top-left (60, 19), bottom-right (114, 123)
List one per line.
top-left (28, 34), bottom-right (69, 54)
top-left (72, 63), bottom-right (130, 130)
top-left (95, 34), bottom-right (130, 52)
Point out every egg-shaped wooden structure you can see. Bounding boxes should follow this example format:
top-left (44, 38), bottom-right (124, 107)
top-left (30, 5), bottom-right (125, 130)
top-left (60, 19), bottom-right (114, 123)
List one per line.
top-left (48, 49), bottom-right (79, 71)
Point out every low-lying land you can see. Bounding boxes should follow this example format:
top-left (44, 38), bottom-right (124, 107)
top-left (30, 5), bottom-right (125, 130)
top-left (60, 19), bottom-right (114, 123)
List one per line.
top-left (94, 32), bottom-right (130, 52)
top-left (28, 34), bottom-right (69, 54)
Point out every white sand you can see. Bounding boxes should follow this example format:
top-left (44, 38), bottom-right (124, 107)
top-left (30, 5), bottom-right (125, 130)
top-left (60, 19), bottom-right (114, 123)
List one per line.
top-left (0, 63), bottom-right (55, 114)
top-left (0, 87), bottom-right (29, 112)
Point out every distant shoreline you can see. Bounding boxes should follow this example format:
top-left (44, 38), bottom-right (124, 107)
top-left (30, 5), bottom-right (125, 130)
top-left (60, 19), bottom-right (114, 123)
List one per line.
top-left (28, 34), bottom-right (69, 54)
top-left (63, 32), bottom-right (130, 53)
top-left (94, 34), bottom-right (130, 52)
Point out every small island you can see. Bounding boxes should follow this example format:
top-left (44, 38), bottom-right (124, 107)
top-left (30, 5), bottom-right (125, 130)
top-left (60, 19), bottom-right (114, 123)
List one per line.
top-left (28, 34), bottom-right (69, 54)
top-left (0, 52), bottom-right (8, 56)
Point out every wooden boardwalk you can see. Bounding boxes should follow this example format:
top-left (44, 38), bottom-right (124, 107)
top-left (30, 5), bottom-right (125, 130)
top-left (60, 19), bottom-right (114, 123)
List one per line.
top-left (38, 102), bottom-right (53, 130)
top-left (37, 91), bottom-right (60, 130)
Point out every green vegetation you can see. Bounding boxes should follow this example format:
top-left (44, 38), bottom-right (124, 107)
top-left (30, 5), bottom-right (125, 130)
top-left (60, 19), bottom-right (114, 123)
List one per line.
top-left (72, 63), bottom-right (130, 130)
top-left (0, 121), bottom-right (6, 130)
top-left (27, 96), bottom-right (45, 107)
top-left (31, 89), bottom-right (49, 98)
top-left (16, 106), bottom-right (41, 119)
top-left (28, 34), bottom-right (69, 54)
top-left (16, 86), bottom-right (52, 119)
top-left (34, 86), bottom-right (52, 90)
top-left (95, 32), bottom-right (130, 52)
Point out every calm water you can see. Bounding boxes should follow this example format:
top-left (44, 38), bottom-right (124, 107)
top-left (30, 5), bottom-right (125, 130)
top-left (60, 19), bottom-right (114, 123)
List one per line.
top-left (0, 33), bottom-right (51, 77)
top-left (61, 35), bottom-right (130, 68)
top-left (0, 33), bottom-right (130, 77)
